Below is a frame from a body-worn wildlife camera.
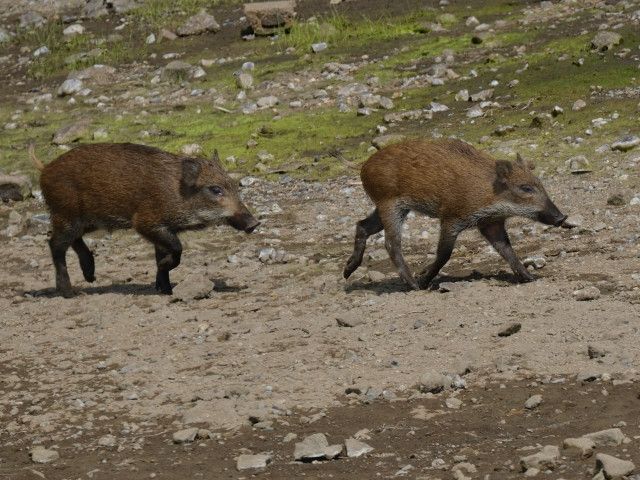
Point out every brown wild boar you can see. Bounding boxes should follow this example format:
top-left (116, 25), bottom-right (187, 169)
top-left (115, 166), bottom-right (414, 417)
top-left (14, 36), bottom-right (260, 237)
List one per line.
top-left (344, 139), bottom-right (568, 290)
top-left (30, 143), bottom-right (259, 297)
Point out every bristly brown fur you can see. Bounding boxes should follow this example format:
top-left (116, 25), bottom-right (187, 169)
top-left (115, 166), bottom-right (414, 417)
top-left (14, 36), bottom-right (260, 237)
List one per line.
top-left (344, 138), bottom-right (567, 290)
top-left (38, 142), bottom-right (259, 297)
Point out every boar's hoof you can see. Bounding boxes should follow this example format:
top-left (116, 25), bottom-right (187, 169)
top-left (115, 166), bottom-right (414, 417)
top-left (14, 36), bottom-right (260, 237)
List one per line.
top-left (59, 288), bottom-right (75, 298)
top-left (516, 272), bottom-right (535, 283)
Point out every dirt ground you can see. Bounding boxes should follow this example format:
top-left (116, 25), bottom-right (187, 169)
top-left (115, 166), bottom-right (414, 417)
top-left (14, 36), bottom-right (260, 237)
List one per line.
top-left (2, 169), bottom-right (640, 478)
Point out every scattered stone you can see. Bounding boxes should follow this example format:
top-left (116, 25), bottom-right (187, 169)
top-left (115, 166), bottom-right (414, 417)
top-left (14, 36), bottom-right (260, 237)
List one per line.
top-left (591, 31), bottom-right (622, 51)
top-left (294, 433), bottom-right (329, 461)
top-left (312, 42), bottom-right (328, 53)
top-left (455, 89), bottom-right (470, 101)
top-left (467, 106), bottom-right (484, 118)
top-left (524, 394), bottom-right (543, 410)
top-left (469, 89), bottom-right (494, 102)
top-left (244, 0), bottom-right (296, 35)
top-left (52, 118), bottom-right (91, 145)
top-left (0, 27), bottom-right (12, 43)
top-left (172, 273), bottom-right (214, 301)
top-left (493, 125), bottom-right (515, 136)
top-left (611, 135), bottom-right (640, 152)
top-left (57, 78), bottom-right (83, 97)
top-left (63, 24), bottom-right (85, 36)
top-left (236, 72), bottom-right (254, 90)
top-left (181, 144), bottom-right (202, 156)
top-left (372, 134), bottom-right (406, 150)
top-left (595, 453), bottom-right (635, 479)
top-left (97, 434), bottom-right (117, 447)
top-left (177, 9), bottom-right (220, 36)
top-left (446, 397), bottom-right (463, 409)
top-left (520, 445), bottom-right (560, 471)
top-left (237, 453), bottom-right (271, 470)
top-left (163, 60), bottom-right (196, 81)
top-left (0, 174), bottom-right (32, 202)
top-left (572, 286), bottom-right (600, 301)
top-left (146, 33), bottom-right (156, 44)
top-left (568, 155), bottom-right (592, 174)
top-left (345, 438), bottom-right (373, 458)
top-left (33, 45), bottom-right (49, 57)
top-left (563, 437), bottom-right (595, 458)
top-left (336, 313), bottom-right (366, 328)
top-left (551, 105), bottom-right (564, 117)
top-left (563, 214), bottom-right (583, 228)
top-left (30, 447), bottom-right (59, 464)
top-left (606, 194), bottom-right (625, 206)
top-left (572, 99), bottom-right (587, 111)
top-left (588, 344), bottom-right (607, 359)
top-left (418, 371), bottom-right (450, 393)
top-left (583, 428), bottom-right (627, 447)
top-left (498, 323), bottom-right (521, 337)
top-left (257, 96), bottom-right (279, 108)
top-left (20, 11), bottom-right (46, 29)
top-left (172, 427), bottom-right (199, 444)
top-left (523, 256), bottom-right (546, 269)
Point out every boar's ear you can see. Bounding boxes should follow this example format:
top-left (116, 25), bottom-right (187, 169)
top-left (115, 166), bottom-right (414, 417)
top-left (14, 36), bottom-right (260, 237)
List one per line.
top-left (516, 153), bottom-right (535, 170)
top-left (211, 149), bottom-right (220, 165)
top-left (181, 158), bottom-right (202, 189)
top-left (494, 160), bottom-right (512, 192)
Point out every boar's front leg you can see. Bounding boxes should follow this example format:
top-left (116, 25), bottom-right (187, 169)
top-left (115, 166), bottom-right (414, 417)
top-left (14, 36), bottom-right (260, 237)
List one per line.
top-left (417, 221), bottom-right (458, 289)
top-left (137, 224), bottom-right (182, 295)
top-left (478, 220), bottom-right (534, 283)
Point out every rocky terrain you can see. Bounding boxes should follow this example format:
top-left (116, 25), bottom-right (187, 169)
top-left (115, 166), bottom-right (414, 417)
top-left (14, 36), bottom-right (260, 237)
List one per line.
top-left (1, 0), bottom-right (640, 478)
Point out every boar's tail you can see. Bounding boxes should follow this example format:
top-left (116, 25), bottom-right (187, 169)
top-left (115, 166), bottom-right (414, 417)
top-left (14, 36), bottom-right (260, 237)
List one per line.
top-left (28, 143), bottom-right (45, 171)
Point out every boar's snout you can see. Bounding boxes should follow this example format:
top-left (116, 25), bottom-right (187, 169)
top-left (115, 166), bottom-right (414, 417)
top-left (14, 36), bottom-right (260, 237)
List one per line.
top-left (227, 211), bottom-right (260, 233)
top-left (537, 199), bottom-right (567, 227)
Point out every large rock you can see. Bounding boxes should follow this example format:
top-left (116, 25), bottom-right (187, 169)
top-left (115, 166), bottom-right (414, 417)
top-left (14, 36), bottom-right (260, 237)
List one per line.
top-left (172, 427), bottom-right (199, 444)
top-left (52, 118), bottom-right (91, 145)
top-left (591, 31), bottom-right (622, 51)
top-left (163, 61), bottom-right (196, 81)
top-left (172, 272), bottom-right (214, 301)
top-left (345, 438), bottom-right (373, 458)
top-left (595, 453), bottom-right (635, 479)
top-left (57, 78), bottom-right (83, 97)
top-left (177, 9), bottom-right (220, 36)
top-left (583, 428), bottom-right (627, 447)
top-left (372, 134), bottom-right (405, 150)
top-left (20, 11), bottom-right (46, 29)
top-left (244, 1), bottom-right (296, 35)
top-left (418, 371), bottom-right (451, 394)
top-left (563, 437), bottom-right (595, 458)
top-left (611, 135), bottom-right (640, 152)
top-left (293, 433), bottom-right (329, 461)
top-left (520, 445), bottom-right (560, 471)
top-left (30, 446), bottom-right (59, 464)
top-left (0, 174), bottom-right (32, 202)
top-left (237, 453), bottom-right (272, 470)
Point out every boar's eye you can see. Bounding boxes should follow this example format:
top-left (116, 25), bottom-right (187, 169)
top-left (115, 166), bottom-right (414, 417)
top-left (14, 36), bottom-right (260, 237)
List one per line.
top-left (208, 185), bottom-right (224, 196)
top-left (519, 184), bottom-right (536, 194)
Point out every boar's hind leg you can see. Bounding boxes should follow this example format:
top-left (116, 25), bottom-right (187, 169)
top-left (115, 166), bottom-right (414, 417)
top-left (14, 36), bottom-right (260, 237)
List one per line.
top-left (343, 209), bottom-right (383, 279)
top-left (379, 204), bottom-right (419, 290)
top-left (71, 238), bottom-right (95, 282)
top-left (136, 226), bottom-right (182, 295)
top-left (49, 217), bottom-right (79, 298)
top-left (478, 220), bottom-right (533, 283)
top-left (417, 222), bottom-right (458, 289)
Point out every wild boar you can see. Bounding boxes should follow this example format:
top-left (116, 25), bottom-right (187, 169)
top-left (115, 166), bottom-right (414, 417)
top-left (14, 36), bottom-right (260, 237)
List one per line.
top-left (344, 139), bottom-right (568, 289)
top-left (30, 143), bottom-right (259, 297)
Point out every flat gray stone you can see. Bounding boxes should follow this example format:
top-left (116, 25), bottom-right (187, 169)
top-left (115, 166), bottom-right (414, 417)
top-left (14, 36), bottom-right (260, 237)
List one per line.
top-left (177, 10), bottom-right (220, 36)
top-left (595, 453), bottom-right (635, 478)
top-left (30, 446), bottom-right (59, 464)
top-left (563, 437), bottom-right (595, 458)
top-left (237, 453), bottom-right (271, 470)
top-left (520, 445), bottom-right (560, 471)
top-left (294, 433), bottom-right (329, 461)
top-left (172, 427), bottom-right (199, 444)
top-left (583, 428), bottom-right (627, 447)
top-left (345, 438), bottom-right (373, 458)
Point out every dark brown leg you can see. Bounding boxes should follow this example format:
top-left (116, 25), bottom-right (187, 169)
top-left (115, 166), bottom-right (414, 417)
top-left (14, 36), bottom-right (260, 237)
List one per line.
top-left (343, 209), bottom-right (383, 279)
top-left (417, 221), bottom-right (458, 289)
top-left (49, 216), bottom-right (78, 298)
top-left (136, 225), bottom-right (182, 294)
top-left (379, 203), bottom-right (418, 290)
top-left (478, 220), bottom-right (534, 283)
top-left (71, 238), bottom-right (95, 282)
